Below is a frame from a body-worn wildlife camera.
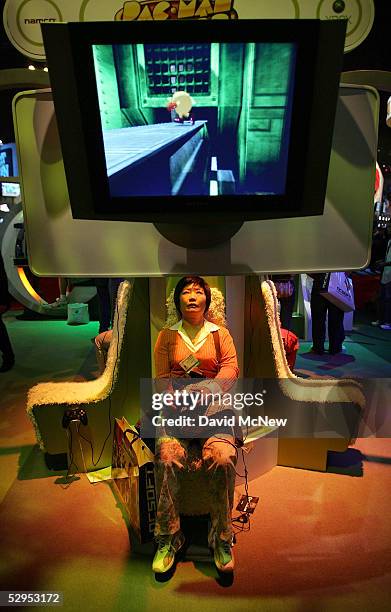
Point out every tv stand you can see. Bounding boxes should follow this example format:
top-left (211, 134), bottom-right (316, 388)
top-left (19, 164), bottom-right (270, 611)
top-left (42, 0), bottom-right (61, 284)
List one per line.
top-left (153, 221), bottom-right (243, 249)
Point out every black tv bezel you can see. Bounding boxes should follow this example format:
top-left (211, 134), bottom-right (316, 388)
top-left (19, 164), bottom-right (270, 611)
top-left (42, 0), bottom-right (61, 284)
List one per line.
top-left (41, 19), bottom-right (346, 224)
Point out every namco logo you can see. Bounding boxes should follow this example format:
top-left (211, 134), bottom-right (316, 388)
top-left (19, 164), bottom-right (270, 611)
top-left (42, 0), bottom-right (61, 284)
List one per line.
top-left (24, 18), bottom-right (56, 24)
top-left (114, 0), bottom-right (238, 21)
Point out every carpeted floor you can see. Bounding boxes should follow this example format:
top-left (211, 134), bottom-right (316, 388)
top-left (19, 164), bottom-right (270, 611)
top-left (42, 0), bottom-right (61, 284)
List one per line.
top-left (0, 312), bottom-right (390, 612)
top-left (294, 311), bottom-right (391, 380)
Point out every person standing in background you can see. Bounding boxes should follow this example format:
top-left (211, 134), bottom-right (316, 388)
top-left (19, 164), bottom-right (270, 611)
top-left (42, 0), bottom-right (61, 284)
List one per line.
top-left (94, 278), bottom-right (124, 334)
top-left (48, 277), bottom-right (71, 308)
top-left (0, 251), bottom-right (15, 372)
top-left (377, 236), bottom-right (391, 330)
top-left (271, 274), bottom-right (296, 331)
top-left (310, 273), bottom-right (345, 355)
top-left (93, 278), bottom-right (124, 373)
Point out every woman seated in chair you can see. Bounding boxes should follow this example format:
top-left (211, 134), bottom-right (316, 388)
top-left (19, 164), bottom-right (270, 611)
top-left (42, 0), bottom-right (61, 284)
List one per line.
top-left (152, 276), bottom-right (239, 574)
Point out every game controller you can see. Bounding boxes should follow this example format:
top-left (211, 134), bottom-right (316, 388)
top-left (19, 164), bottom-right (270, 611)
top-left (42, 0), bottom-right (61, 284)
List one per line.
top-left (62, 408), bottom-right (88, 428)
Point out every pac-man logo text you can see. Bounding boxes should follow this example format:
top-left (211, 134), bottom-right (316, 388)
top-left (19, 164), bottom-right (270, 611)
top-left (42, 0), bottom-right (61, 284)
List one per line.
top-left (114, 0), bottom-right (238, 21)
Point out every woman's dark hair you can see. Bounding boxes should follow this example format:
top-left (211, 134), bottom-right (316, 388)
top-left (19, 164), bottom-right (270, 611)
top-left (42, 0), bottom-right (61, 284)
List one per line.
top-left (174, 276), bottom-right (211, 317)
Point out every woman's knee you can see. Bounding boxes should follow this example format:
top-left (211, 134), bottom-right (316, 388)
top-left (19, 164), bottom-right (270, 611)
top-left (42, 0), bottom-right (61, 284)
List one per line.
top-left (156, 437), bottom-right (187, 469)
top-left (202, 436), bottom-right (236, 468)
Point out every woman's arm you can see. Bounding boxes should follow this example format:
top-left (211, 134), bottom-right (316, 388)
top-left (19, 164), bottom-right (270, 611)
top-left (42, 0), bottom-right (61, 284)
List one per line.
top-left (214, 328), bottom-right (239, 390)
top-left (154, 330), bottom-right (171, 379)
top-left (154, 329), bottom-right (173, 396)
top-left (153, 330), bottom-right (172, 437)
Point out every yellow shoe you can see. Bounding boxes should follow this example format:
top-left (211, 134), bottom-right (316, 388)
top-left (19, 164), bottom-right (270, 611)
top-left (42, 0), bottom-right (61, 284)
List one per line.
top-left (152, 531), bottom-right (185, 574)
top-left (213, 538), bottom-right (234, 573)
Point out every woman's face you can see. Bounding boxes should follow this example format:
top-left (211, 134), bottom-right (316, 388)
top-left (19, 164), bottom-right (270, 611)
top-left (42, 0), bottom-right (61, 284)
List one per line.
top-left (179, 283), bottom-right (207, 319)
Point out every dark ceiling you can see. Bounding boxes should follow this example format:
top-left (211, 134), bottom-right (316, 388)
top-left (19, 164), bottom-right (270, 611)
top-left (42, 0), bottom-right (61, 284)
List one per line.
top-left (1, 0), bottom-right (390, 160)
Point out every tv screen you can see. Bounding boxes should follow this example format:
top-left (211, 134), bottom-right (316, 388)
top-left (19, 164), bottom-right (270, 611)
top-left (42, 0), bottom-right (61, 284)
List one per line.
top-left (1, 182), bottom-right (21, 197)
top-left (0, 143), bottom-right (18, 179)
top-left (94, 41), bottom-right (296, 199)
top-left (42, 20), bottom-right (346, 224)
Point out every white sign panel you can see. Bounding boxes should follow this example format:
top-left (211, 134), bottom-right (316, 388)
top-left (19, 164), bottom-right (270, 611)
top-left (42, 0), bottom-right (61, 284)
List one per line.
top-left (3, 0), bottom-right (375, 61)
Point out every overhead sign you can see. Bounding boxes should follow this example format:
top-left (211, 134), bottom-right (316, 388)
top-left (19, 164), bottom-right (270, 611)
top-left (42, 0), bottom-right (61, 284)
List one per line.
top-left (3, 0), bottom-right (375, 61)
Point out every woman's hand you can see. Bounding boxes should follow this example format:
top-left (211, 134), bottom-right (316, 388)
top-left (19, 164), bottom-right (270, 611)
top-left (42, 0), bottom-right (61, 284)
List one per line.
top-left (185, 382), bottom-right (206, 394)
top-left (186, 381), bottom-right (222, 399)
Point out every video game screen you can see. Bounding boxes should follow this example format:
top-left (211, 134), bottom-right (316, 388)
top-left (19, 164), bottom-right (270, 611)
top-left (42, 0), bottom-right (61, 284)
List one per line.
top-left (92, 42), bottom-right (296, 199)
top-left (0, 143), bottom-right (18, 179)
top-left (1, 182), bottom-right (21, 197)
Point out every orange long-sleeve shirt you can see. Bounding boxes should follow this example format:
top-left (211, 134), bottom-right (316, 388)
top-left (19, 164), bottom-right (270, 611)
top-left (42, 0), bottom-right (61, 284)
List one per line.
top-left (154, 326), bottom-right (239, 391)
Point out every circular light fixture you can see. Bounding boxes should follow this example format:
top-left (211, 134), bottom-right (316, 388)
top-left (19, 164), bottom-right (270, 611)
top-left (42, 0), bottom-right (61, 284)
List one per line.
top-left (28, 64), bottom-right (35, 70)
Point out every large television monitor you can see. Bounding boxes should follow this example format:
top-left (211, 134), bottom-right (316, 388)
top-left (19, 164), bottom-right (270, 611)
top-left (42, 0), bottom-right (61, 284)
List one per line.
top-left (42, 20), bottom-right (346, 224)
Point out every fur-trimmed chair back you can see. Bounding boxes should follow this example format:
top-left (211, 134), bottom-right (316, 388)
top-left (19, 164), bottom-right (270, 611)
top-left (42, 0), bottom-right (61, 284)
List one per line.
top-left (244, 276), bottom-right (365, 471)
top-left (27, 279), bottom-right (151, 470)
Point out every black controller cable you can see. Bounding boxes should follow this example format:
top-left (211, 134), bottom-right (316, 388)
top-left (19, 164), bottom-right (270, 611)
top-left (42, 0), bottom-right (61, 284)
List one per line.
top-left (202, 434), bottom-right (252, 541)
top-left (231, 446), bottom-right (252, 538)
top-left (61, 425), bottom-right (80, 487)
